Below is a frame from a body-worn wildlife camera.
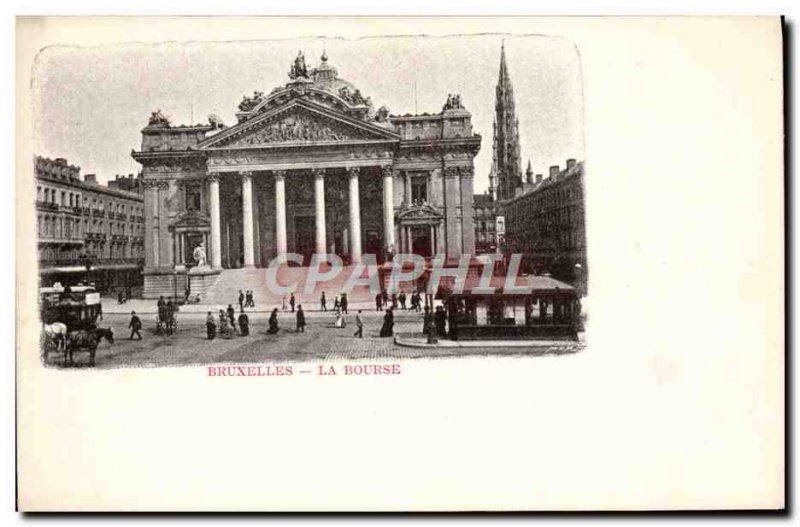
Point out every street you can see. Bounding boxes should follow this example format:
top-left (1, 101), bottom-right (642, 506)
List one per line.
top-left (42, 308), bottom-right (583, 369)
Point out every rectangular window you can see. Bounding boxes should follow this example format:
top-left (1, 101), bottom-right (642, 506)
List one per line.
top-left (185, 186), bottom-right (202, 211)
top-left (411, 176), bottom-right (428, 203)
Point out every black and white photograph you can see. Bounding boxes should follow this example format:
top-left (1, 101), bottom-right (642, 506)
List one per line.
top-left (32, 34), bottom-right (586, 368)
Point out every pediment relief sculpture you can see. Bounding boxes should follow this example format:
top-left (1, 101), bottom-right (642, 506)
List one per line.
top-left (228, 113), bottom-right (367, 147)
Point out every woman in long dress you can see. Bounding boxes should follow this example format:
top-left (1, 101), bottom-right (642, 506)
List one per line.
top-left (379, 308), bottom-right (394, 337)
top-left (267, 308), bottom-right (279, 334)
top-left (334, 311), bottom-right (346, 328)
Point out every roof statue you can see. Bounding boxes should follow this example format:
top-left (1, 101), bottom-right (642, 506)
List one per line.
top-left (238, 91), bottom-right (265, 112)
top-left (148, 109), bottom-right (170, 127)
top-left (443, 93), bottom-right (465, 112)
top-left (288, 50), bottom-right (309, 80)
top-left (374, 105), bottom-right (390, 123)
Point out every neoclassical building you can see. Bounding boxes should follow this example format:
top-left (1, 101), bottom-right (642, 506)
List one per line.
top-left (132, 52), bottom-right (481, 298)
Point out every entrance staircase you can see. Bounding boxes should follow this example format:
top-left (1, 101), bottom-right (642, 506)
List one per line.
top-left (201, 259), bottom-right (487, 310)
top-left (202, 265), bottom-right (384, 309)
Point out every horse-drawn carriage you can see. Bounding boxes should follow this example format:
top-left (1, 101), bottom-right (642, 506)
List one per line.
top-left (40, 285), bottom-right (113, 366)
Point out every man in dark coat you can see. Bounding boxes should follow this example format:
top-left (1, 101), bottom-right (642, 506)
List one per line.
top-left (320, 291), bottom-right (327, 312)
top-left (238, 308), bottom-right (249, 336)
top-left (375, 293), bottom-right (383, 312)
top-left (340, 293), bottom-right (348, 314)
top-left (157, 295), bottom-right (166, 326)
top-left (238, 290), bottom-right (245, 311)
top-left (296, 305), bottom-right (306, 333)
top-left (399, 291), bottom-right (407, 310)
top-left (435, 306), bottom-right (447, 337)
top-left (227, 304), bottom-right (237, 332)
top-left (166, 299), bottom-right (177, 335)
top-left (354, 310), bottom-right (364, 338)
top-left (128, 311), bottom-right (142, 340)
top-left (290, 293), bottom-right (296, 313)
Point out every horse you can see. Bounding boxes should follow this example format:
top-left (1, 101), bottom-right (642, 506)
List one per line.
top-left (42, 322), bottom-right (68, 356)
top-left (65, 328), bottom-right (114, 366)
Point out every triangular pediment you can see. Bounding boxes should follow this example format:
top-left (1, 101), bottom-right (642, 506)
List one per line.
top-left (199, 99), bottom-right (399, 149)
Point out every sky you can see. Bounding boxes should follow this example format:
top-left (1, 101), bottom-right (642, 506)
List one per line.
top-left (32, 33), bottom-right (584, 193)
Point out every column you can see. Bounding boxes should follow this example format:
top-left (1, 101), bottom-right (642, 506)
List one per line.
top-left (348, 168), bottom-right (362, 264)
top-left (314, 170), bottom-right (326, 257)
top-left (208, 175), bottom-right (222, 269)
top-left (430, 224), bottom-right (436, 255)
top-left (241, 172), bottom-right (255, 268)
top-left (382, 167), bottom-right (395, 253)
top-left (274, 171), bottom-right (287, 260)
top-left (407, 226), bottom-right (413, 254)
top-left (143, 182), bottom-right (159, 267)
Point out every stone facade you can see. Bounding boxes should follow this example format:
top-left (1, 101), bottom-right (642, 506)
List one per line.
top-left (504, 159), bottom-right (586, 292)
top-left (34, 156), bottom-right (145, 291)
top-left (132, 52), bottom-right (481, 298)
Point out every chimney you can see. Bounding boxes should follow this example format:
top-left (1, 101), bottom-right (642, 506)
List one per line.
top-left (566, 159), bottom-right (576, 170)
top-left (549, 165), bottom-right (559, 179)
top-left (84, 174), bottom-right (97, 184)
top-left (536, 174), bottom-right (543, 184)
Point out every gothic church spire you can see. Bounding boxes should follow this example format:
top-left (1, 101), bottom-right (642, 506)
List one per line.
top-left (493, 41), bottom-right (523, 201)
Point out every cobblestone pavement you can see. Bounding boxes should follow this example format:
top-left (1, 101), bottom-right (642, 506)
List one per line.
top-left (42, 311), bottom-right (584, 369)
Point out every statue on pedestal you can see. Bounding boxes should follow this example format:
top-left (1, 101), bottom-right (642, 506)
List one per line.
top-left (193, 242), bottom-right (208, 268)
top-left (288, 50), bottom-right (309, 79)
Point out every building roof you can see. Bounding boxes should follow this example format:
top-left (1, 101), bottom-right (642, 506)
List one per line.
top-left (507, 160), bottom-right (584, 204)
top-left (436, 272), bottom-right (576, 298)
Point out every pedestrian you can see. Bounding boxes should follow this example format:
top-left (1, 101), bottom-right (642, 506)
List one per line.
top-left (282, 295), bottom-right (287, 312)
top-left (354, 310), bottom-right (363, 338)
top-left (157, 295), bottom-right (166, 329)
top-left (399, 291), bottom-right (407, 310)
top-left (238, 290), bottom-right (244, 311)
top-left (218, 310), bottom-right (231, 337)
top-left (375, 292), bottom-right (383, 312)
top-left (382, 290), bottom-right (389, 307)
top-left (435, 305), bottom-right (447, 337)
top-left (267, 308), bottom-right (279, 334)
top-left (425, 306), bottom-right (438, 344)
top-left (379, 308), bottom-right (394, 337)
top-left (333, 296), bottom-right (340, 312)
top-left (165, 299), bottom-right (175, 335)
top-left (227, 304), bottom-right (236, 332)
top-left (206, 311), bottom-right (216, 340)
top-left (296, 304), bottom-right (306, 333)
top-left (128, 310), bottom-right (142, 340)
top-left (290, 292), bottom-right (296, 313)
top-left (320, 291), bottom-right (327, 311)
top-left (334, 310), bottom-right (346, 328)
top-left (246, 290), bottom-right (255, 308)
top-left (340, 292), bottom-right (348, 314)
top-left (238, 308), bottom-right (249, 336)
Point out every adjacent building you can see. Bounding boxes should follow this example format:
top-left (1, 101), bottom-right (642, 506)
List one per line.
top-left (35, 156), bottom-right (146, 292)
top-left (473, 193), bottom-right (504, 255)
top-left (504, 159), bottom-right (586, 293)
top-left (131, 51), bottom-right (481, 298)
